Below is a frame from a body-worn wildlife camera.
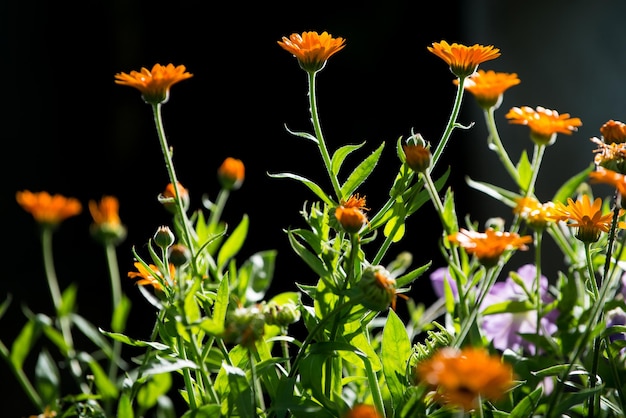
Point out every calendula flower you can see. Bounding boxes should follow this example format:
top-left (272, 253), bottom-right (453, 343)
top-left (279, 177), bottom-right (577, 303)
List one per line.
top-left (427, 40), bottom-right (501, 78)
top-left (218, 157), bottom-right (245, 190)
top-left (128, 262), bottom-right (175, 291)
top-left (549, 194), bottom-right (623, 243)
top-left (416, 346), bottom-right (514, 411)
top-left (403, 143), bottom-right (432, 173)
top-left (159, 182), bottom-right (190, 213)
top-left (335, 194), bottom-right (369, 234)
top-left (600, 119), bottom-right (626, 144)
top-left (513, 196), bottom-right (557, 229)
top-left (358, 265), bottom-right (403, 311)
top-left (447, 228), bottom-right (532, 268)
top-left (88, 196), bottom-right (127, 245)
top-left (223, 305), bottom-right (266, 349)
top-left (589, 167), bottom-right (626, 196)
top-left (505, 106), bottom-right (582, 146)
top-left (591, 137), bottom-right (626, 174)
top-left (114, 63), bottom-right (193, 105)
top-left (16, 190), bottom-right (82, 227)
top-left (342, 404), bottom-right (383, 418)
top-left (278, 31), bottom-right (346, 73)
top-left (455, 69), bottom-right (520, 110)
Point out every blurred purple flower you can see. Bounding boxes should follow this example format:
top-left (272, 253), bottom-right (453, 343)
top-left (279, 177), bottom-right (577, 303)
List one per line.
top-left (481, 264), bottom-right (558, 354)
top-left (430, 266), bottom-right (458, 299)
top-left (607, 307), bottom-right (626, 343)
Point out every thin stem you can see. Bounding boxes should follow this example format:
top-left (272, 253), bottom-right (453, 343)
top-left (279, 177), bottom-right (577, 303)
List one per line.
top-left (208, 188), bottom-right (230, 227)
top-left (534, 229), bottom-right (543, 356)
top-left (484, 107), bottom-right (519, 184)
top-left (524, 143), bottom-right (545, 198)
top-left (104, 243), bottom-right (123, 415)
top-left (307, 70), bottom-right (343, 201)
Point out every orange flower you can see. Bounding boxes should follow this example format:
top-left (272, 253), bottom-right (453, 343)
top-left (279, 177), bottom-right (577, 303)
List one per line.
top-left (549, 194), bottom-right (623, 243)
top-left (447, 228), bottom-right (531, 267)
top-left (591, 137), bottom-right (626, 174)
top-left (513, 196), bottom-right (557, 229)
top-left (16, 190), bottom-right (82, 227)
top-left (505, 106), bottom-right (582, 146)
top-left (218, 157), bottom-right (245, 190)
top-left (403, 144), bottom-right (432, 173)
top-left (455, 69), bottom-right (520, 110)
top-left (114, 63), bottom-right (193, 105)
top-left (128, 262), bottom-right (175, 291)
top-left (88, 196), bottom-right (126, 245)
top-left (600, 120), bottom-right (626, 144)
top-left (278, 31), bottom-right (346, 73)
top-left (589, 168), bottom-right (626, 196)
top-left (160, 182), bottom-right (189, 213)
top-left (427, 40), bottom-right (500, 78)
top-left (335, 194), bottom-right (369, 234)
top-left (416, 347), bottom-right (514, 411)
top-left (342, 404), bottom-right (383, 418)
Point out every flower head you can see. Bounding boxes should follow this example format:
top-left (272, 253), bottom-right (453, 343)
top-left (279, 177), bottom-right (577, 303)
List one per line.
top-left (335, 194), bottom-right (369, 234)
top-left (358, 265), bottom-right (402, 311)
top-left (403, 143), bottom-right (432, 173)
top-left (549, 194), bottom-right (623, 243)
top-left (278, 31), bottom-right (346, 73)
top-left (128, 262), bottom-right (175, 291)
top-left (88, 196), bottom-right (127, 245)
top-left (447, 228), bottom-right (532, 268)
top-left (481, 264), bottom-right (558, 353)
top-left (513, 196), bottom-right (557, 230)
top-left (342, 404), bottom-right (383, 418)
top-left (114, 63), bottom-right (193, 105)
top-left (455, 69), bottom-right (520, 110)
top-left (416, 346), bottom-right (514, 411)
top-left (600, 119), bottom-right (626, 144)
top-left (589, 167), bottom-right (626, 196)
top-left (591, 137), bottom-right (626, 174)
top-left (218, 157), bottom-right (245, 190)
top-left (505, 106), bottom-right (582, 146)
top-left (16, 190), bottom-right (82, 227)
top-left (427, 40), bottom-right (500, 78)
top-left (159, 182), bottom-right (189, 214)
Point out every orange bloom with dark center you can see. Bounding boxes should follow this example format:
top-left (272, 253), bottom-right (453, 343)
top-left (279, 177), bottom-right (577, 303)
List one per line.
top-left (88, 196), bottom-right (126, 245)
top-left (589, 168), bottom-right (626, 196)
top-left (16, 190), bottom-right (82, 227)
top-left (455, 69), bottom-right (520, 110)
top-left (600, 120), bottom-right (626, 144)
top-left (514, 196), bottom-right (557, 229)
top-left (416, 347), bottom-right (514, 411)
top-left (427, 40), bottom-right (500, 78)
top-left (278, 31), bottom-right (346, 73)
top-left (115, 63), bottom-right (193, 105)
top-left (447, 228), bottom-right (531, 267)
top-left (218, 157), bottom-right (245, 190)
top-left (342, 404), bottom-right (383, 418)
top-left (505, 106), bottom-right (582, 146)
top-left (549, 194), bottom-right (623, 243)
top-left (403, 144), bottom-right (432, 173)
top-left (128, 262), bottom-right (175, 291)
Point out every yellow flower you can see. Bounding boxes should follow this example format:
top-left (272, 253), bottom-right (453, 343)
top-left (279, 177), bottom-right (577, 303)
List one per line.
top-left (403, 143), bottom-right (432, 173)
top-left (416, 347), bottom-right (514, 411)
top-left (128, 262), bottom-right (175, 291)
top-left (342, 404), bottom-right (383, 418)
top-left (88, 196), bottom-right (127, 245)
top-left (549, 194), bottom-right (623, 243)
top-left (218, 157), bottom-right (245, 190)
top-left (600, 119), bottom-right (626, 144)
top-left (447, 228), bottom-right (531, 267)
top-left (16, 190), bottom-right (82, 227)
top-left (455, 69), bottom-right (520, 110)
top-left (513, 196), bottom-right (557, 230)
top-left (427, 40), bottom-right (501, 78)
top-left (505, 106), bottom-right (582, 146)
top-left (278, 31), bottom-right (346, 73)
top-left (114, 63), bottom-right (193, 105)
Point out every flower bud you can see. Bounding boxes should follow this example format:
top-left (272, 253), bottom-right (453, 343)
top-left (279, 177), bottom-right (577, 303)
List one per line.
top-left (357, 265), bottom-right (397, 311)
top-left (335, 206), bottom-right (367, 234)
top-left (168, 243), bottom-right (191, 267)
top-left (403, 141), bottom-right (431, 173)
top-left (153, 225), bottom-right (175, 249)
top-left (223, 305), bottom-right (266, 349)
top-left (263, 301), bottom-right (301, 327)
top-left (159, 182), bottom-right (189, 214)
top-left (218, 157), bottom-right (245, 191)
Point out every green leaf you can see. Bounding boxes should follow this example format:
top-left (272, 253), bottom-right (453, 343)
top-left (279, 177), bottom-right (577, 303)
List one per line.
top-left (395, 261), bottom-right (431, 288)
top-left (0, 294), bottom-right (12, 320)
top-left (58, 283), bottom-right (78, 317)
top-left (181, 405), bottom-right (222, 418)
top-left (117, 392), bottom-right (135, 418)
top-left (284, 124), bottom-right (319, 144)
top-left (383, 205), bottom-right (406, 242)
top-left (268, 172), bottom-right (335, 206)
top-left (223, 363), bottom-right (255, 417)
top-left (287, 230), bottom-right (330, 279)
top-left (240, 250), bottom-right (277, 303)
top-left (217, 214), bottom-right (249, 272)
top-left (340, 141), bottom-right (385, 198)
top-left (35, 350), bottom-right (59, 406)
top-left (100, 329), bottom-right (170, 350)
top-left (442, 187), bottom-right (458, 233)
top-left (331, 142), bottom-right (365, 176)
top-left (199, 275), bottom-right (229, 336)
top-left (481, 300), bottom-right (535, 315)
top-left (509, 386), bottom-right (542, 417)
top-left (111, 294), bottom-right (132, 333)
top-left (87, 356), bottom-right (119, 399)
top-left (466, 175), bottom-right (522, 207)
top-left (137, 372), bottom-right (172, 410)
top-left (552, 163), bottom-right (594, 203)
top-left (517, 150), bottom-right (532, 191)
top-left (10, 319), bottom-right (41, 369)
top-left (382, 310), bottom-right (411, 408)
top-left (72, 313), bottom-right (113, 356)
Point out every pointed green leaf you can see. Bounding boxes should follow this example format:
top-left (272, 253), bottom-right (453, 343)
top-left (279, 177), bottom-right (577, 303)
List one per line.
top-left (382, 309), bottom-right (411, 408)
top-left (268, 172), bottom-right (334, 206)
top-left (100, 329), bottom-right (170, 350)
top-left (241, 250), bottom-right (277, 303)
top-left (466, 176), bottom-right (522, 207)
top-left (340, 142), bottom-right (385, 198)
top-left (287, 230), bottom-right (329, 279)
top-left (217, 214), bottom-right (249, 271)
top-left (517, 149), bottom-right (532, 191)
top-left (552, 163), bottom-right (594, 203)
top-left (331, 142), bottom-right (365, 176)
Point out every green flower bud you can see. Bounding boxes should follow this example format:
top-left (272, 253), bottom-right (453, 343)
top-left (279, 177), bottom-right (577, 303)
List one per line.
top-left (357, 265), bottom-right (397, 311)
top-left (168, 244), bottom-right (191, 267)
top-left (154, 225), bottom-right (175, 249)
top-left (263, 301), bottom-right (301, 327)
top-left (223, 305), bottom-right (266, 349)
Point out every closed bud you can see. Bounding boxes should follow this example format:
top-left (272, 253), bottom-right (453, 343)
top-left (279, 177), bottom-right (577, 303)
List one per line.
top-left (159, 182), bottom-right (189, 214)
top-left (218, 157), bottom-right (245, 191)
top-left (154, 225), bottom-right (175, 249)
top-left (263, 301), bottom-right (301, 327)
top-left (223, 305), bottom-right (265, 349)
top-left (168, 243), bottom-right (191, 267)
top-left (358, 265), bottom-right (397, 311)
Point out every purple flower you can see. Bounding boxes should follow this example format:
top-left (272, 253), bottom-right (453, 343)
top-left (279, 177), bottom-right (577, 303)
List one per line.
top-left (429, 266), bottom-right (458, 299)
top-left (480, 264), bottom-right (558, 354)
top-left (607, 307), bottom-right (626, 343)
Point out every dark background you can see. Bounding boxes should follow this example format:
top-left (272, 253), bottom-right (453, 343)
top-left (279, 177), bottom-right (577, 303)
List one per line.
top-left (3, 1), bottom-right (626, 416)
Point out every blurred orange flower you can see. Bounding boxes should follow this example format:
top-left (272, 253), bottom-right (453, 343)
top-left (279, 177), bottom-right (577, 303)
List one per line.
top-left (89, 196), bottom-right (126, 245)
top-left (16, 190), bottom-right (82, 227)
top-left (505, 105), bottom-right (582, 146)
top-left (600, 120), bottom-right (626, 144)
top-left (514, 196), bottom-right (557, 229)
top-left (218, 157), bottom-right (245, 190)
top-left (115, 63), bottom-right (193, 105)
top-left (342, 404), bottom-right (382, 418)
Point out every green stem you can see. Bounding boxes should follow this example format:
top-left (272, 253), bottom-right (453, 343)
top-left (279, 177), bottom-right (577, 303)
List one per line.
top-left (208, 188), bottom-right (230, 227)
top-left (525, 144), bottom-right (545, 198)
top-left (0, 339), bottom-right (44, 410)
top-left (534, 229), bottom-right (543, 356)
top-left (484, 107), bottom-right (519, 184)
top-left (151, 103), bottom-right (198, 274)
top-left (429, 76), bottom-right (467, 172)
top-left (105, 243), bottom-right (123, 380)
top-left (307, 70), bottom-right (343, 201)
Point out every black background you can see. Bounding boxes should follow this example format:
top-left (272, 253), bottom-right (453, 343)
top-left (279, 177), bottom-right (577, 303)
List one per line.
top-left (3, 1), bottom-right (626, 416)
